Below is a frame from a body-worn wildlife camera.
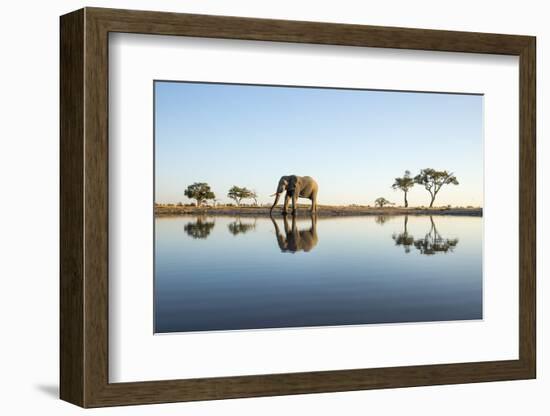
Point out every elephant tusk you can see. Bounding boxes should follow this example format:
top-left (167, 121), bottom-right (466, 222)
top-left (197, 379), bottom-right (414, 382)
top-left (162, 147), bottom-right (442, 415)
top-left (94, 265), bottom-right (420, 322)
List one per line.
top-left (270, 193), bottom-right (278, 197)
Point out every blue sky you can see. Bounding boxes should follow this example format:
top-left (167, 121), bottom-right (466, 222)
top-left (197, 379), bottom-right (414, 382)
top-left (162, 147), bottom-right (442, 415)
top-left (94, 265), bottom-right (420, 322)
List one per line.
top-left (155, 81), bottom-right (483, 207)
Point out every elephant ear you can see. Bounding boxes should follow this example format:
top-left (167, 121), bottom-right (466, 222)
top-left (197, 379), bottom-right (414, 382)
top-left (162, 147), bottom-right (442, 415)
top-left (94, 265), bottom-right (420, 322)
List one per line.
top-left (288, 175), bottom-right (298, 187)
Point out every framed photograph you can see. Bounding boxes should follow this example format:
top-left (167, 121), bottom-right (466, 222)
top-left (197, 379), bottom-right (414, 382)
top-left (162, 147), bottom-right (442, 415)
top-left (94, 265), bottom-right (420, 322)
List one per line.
top-left (60, 7), bottom-right (536, 407)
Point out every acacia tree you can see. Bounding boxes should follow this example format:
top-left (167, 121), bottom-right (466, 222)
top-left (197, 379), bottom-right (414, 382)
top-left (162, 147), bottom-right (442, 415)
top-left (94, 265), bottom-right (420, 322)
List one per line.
top-left (249, 190), bottom-right (259, 206)
top-left (184, 182), bottom-right (215, 206)
top-left (414, 169), bottom-right (459, 208)
top-left (227, 186), bottom-right (254, 206)
top-left (374, 197), bottom-right (394, 208)
top-left (392, 170), bottom-right (415, 207)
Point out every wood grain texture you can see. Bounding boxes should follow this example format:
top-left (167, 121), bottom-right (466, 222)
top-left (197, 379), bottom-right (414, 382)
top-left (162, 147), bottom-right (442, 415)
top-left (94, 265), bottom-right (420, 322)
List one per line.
top-left (83, 10), bottom-right (110, 407)
top-left (59, 7), bottom-right (537, 408)
top-left (59, 8), bottom-right (84, 407)
top-left (518, 38), bottom-right (536, 375)
top-left (89, 7), bottom-right (532, 54)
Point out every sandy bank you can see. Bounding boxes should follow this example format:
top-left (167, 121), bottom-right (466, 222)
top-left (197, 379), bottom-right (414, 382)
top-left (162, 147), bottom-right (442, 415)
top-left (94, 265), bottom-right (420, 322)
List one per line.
top-left (155, 205), bottom-right (482, 217)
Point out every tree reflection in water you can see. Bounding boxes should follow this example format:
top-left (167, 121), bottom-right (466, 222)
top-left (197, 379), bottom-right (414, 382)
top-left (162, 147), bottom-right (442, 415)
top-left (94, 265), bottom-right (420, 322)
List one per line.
top-left (183, 216), bottom-right (215, 239)
top-left (228, 218), bottom-right (257, 236)
top-left (392, 216), bottom-right (415, 253)
top-left (393, 216), bottom-right (459, 255)
top-left (375, 215), bottom-right (390, 225)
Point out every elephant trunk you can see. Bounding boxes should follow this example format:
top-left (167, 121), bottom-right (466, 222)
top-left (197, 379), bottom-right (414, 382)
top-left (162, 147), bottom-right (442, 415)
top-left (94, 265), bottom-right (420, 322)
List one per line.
top-left (270, 192), bottom-right (281, 213)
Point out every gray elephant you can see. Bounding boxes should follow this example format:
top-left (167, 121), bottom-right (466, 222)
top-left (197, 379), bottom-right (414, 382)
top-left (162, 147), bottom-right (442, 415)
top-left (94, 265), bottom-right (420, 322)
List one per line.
top-left (270, 215), bottom-right (318, 253)
top-left (270, 175), bottom-right (318, 215)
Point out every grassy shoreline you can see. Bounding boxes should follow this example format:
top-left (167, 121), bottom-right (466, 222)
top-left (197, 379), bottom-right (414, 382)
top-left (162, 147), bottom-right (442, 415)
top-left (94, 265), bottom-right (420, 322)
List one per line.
top-left (155, 205), bottom-right (482, 217)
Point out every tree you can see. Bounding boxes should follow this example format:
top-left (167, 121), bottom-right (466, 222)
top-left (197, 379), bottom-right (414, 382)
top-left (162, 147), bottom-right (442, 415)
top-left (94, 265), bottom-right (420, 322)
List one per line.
top-left (392, 170), bottom-right (415, 207)
top-left (414, 169), bottom-right (459, 208)
top-left (250, 190), bottom-right (259, 206)
top-left (227, 186), bottom-right (254, 206)
top-left (374, 197), bottom-right (394, 208)
top-left (184, 182), bottom-right (215, 206)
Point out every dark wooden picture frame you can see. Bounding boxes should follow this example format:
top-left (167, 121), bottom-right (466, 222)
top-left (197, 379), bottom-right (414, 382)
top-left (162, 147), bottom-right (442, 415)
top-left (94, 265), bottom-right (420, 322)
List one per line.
top-left (60, 7), bottom-right (536, 408)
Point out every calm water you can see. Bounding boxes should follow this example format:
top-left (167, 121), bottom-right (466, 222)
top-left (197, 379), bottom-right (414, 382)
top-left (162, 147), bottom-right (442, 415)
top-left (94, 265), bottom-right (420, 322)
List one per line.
top-left (155, 215), bottom-right (482, 333)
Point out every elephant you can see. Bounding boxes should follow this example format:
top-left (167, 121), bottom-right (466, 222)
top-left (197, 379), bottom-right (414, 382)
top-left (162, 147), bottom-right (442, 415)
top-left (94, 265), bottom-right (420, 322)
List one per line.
top-left (270, 214), bottom-right (318, 253)
top-left (269, 175), bottom-right (318, 215)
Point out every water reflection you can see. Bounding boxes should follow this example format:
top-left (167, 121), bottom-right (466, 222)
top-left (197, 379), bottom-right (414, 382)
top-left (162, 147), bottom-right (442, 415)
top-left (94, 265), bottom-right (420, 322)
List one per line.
top-left (375, 215), bottom-right (390, 225)
top-left (228, 218), bottom-right (257, 236)
top-left (393, 216), bottom-right (459, 255)
top-left (183, 216), bottom-right (216, 239)
top-left (392, 216), bottom-right (415, 253)
top-left (156, 215), bottom-right (481, 332)
top-left (414, 216), bottom-right (459, 255)
top-left (182, 214), bottom-right (458, 256)
top-left (270, 214), bottom-right (318, 253)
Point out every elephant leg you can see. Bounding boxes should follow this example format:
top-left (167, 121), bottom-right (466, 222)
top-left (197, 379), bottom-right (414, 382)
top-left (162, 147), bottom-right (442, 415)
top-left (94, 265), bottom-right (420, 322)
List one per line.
top-left (310, 192), bottom-right (317, 213)
top-left (282, 193), bottom-right (290, 215)
top-left (291, 193), bottom-right (298, 215)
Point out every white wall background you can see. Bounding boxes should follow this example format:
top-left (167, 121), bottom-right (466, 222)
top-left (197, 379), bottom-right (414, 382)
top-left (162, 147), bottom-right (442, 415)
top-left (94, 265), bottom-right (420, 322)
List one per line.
top-left (0, 0), bottom-right (545, 414)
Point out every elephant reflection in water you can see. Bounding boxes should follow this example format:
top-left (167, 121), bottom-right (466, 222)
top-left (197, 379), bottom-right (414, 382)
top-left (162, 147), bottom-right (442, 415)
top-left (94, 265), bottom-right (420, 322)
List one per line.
top-left (227, 218), bottom-right (257, 236)
top-left (183, 216), bottom-right (215, 239)
top-left (270, 214), bottom-right (318, 253)
top-left (393, 216), bottom-right (458, 255)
